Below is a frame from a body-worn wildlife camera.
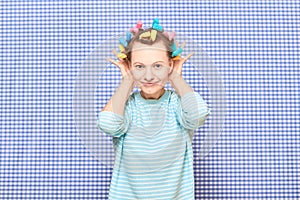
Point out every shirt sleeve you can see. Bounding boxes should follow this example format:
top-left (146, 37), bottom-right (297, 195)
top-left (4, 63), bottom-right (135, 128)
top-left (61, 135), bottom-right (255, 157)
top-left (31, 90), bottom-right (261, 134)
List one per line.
top-left (176, 91), bottom-right (211, 130)
top-left (96, 100), bottom-right (132, 137)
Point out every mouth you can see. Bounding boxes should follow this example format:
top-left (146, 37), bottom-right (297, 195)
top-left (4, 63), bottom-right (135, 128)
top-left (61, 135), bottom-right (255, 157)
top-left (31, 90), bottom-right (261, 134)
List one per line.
top-left (143, 82), bottom-right (157, 87)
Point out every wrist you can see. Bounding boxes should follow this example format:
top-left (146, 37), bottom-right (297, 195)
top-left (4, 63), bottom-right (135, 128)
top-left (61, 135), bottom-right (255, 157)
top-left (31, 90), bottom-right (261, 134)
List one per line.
top-left (122, 77), bottom-right (134, 84)
top-left (121, 78), bottom-right (135, 90)
top-left (169, 74), bottom-right (182, 83)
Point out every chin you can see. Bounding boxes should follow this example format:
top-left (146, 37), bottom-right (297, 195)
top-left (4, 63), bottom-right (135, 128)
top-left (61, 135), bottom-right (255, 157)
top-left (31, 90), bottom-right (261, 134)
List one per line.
top-left (141, 86), bottom-right (159, 93)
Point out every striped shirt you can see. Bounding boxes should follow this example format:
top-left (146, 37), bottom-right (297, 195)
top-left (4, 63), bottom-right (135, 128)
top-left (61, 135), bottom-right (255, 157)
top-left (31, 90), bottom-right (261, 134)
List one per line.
top-left (97, 89), bottom-right (210, 200)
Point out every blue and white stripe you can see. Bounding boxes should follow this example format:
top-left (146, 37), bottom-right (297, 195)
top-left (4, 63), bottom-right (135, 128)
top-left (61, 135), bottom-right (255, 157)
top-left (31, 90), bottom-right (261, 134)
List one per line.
top-left (97, 89), bottom-right (210, 199)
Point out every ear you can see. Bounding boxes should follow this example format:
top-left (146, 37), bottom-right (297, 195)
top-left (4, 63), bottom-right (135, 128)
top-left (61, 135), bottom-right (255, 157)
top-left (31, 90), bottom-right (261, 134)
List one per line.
top-left (168, 59), bottom-right (174, 74)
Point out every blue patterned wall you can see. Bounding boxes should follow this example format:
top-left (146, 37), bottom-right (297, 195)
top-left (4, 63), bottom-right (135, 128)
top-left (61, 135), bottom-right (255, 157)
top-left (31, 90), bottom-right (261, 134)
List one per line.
top-left (1, 1), bottom-right (299, 199)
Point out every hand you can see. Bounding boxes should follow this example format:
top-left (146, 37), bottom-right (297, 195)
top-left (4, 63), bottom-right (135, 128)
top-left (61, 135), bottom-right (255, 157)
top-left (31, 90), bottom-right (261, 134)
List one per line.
top-left (106, 56), bottom-right (134, 82)
top-left (168, 52), bottom-right (195, 82)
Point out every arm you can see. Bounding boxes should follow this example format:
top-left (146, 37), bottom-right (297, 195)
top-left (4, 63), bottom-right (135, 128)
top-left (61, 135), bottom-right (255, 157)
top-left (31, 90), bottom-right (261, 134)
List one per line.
top-left (169, 52), bottom-right (210, 130)
top-left (101, 78), bottom-right (135, 116)
top-left (176, 91), bottom-right (210, 130)
top-left (169, 74), bottom-right (194, 97)
top-left (97, 57), bottom-right (136, 137)
top-left (168, 52), bottom-right (195, 97)
top-left (170, 75), bottom-right (210, 130)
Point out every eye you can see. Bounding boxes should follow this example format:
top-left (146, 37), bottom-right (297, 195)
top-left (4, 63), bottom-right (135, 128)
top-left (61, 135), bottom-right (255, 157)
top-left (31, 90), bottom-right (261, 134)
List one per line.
top-left (135, 65), bottom-right (144, 69)
top-left (154, 64), bottom-right (162, 69)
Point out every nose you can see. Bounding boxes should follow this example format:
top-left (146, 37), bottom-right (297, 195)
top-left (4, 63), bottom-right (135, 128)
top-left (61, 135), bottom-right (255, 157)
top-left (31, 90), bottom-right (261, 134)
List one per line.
top-left (144, 66), bottom-right (154, 82)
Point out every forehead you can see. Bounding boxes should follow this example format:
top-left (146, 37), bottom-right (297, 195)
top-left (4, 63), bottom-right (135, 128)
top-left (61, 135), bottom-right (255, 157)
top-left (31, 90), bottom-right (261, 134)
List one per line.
top-left (131, 41), bottom-right (169, 64)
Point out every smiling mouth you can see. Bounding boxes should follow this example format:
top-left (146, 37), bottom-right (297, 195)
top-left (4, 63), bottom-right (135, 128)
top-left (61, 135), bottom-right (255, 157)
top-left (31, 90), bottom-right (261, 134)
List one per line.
top-left (143, 83), bottom-right (156, 87)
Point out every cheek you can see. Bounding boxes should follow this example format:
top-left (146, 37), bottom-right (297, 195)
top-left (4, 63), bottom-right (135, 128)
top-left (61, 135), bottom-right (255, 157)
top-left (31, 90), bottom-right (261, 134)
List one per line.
top-left (156, 68), bottom-right (170, 80)
top-left (130, 69), bottom-right (144, 80)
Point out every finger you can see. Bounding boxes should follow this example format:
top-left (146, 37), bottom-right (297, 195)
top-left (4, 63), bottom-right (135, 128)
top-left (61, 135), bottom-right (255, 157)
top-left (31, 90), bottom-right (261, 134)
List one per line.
top-left (107, 57), bottom-right (127, 74)
top-left (112, 49), bottom-right (127, 62)
top-left (117, 57), bottom-right (125, 62)
top-left (182, 52), bottom-right (195, 63)
top-left (106, 57), bottom-right (119, 67)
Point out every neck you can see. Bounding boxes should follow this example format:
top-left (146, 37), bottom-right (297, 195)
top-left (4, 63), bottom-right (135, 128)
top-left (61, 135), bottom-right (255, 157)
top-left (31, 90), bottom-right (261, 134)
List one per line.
top-left (141, 89), bottom-right (165, 100)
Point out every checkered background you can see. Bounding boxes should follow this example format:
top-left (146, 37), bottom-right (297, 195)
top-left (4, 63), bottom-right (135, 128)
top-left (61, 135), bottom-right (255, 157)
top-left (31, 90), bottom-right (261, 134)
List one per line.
top-left (1, 1), bottom-right (299, 199)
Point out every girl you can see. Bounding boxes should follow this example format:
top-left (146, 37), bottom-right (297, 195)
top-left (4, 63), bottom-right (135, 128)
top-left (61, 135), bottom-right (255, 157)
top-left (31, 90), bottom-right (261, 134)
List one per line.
top-left (97, 19), bottom-right (210, 200)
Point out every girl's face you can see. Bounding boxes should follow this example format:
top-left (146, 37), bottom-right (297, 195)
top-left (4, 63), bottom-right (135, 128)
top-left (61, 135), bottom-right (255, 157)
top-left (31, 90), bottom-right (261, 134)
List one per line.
top-left (130, 41), bottom-right (173, 100)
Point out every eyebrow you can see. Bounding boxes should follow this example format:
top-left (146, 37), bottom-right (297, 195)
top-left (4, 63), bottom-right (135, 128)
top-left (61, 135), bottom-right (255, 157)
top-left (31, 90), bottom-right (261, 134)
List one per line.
top-left (133, 61), bottom-right (166, 65)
